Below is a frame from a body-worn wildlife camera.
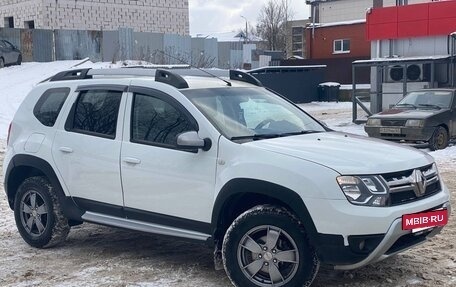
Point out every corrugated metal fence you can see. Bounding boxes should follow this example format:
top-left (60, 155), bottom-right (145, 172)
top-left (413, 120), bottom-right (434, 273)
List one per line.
top-left (0, 27), bottom-right (223, 67)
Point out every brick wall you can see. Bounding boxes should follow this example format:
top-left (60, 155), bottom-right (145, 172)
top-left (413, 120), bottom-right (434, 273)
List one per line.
top-left (306, 23), bottom-right (370, 59)
top-left (0, 0), bottom-right (189, 35)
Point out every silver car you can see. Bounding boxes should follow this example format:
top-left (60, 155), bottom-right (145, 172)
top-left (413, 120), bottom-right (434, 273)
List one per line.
top-left (0, 39), bottom-right (22, 68)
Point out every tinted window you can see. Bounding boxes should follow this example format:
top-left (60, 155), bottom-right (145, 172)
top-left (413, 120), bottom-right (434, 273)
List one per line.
top-left (131, 93), bottom-right (194, 146)
top-left (33, 88), bottom-right (70, 127)
top-left (72, 90), bottom-right (122, 138)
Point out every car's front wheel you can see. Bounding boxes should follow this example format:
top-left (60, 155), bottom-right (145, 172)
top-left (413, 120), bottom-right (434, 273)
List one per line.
top-left (16, 54), bottom-right (22, 65)
top-left (222, 205), bottom-right (319, 287)
top-left (429, 126), bottom-right (448, 151)
top-left (14, 176), bottom-right (70, 248)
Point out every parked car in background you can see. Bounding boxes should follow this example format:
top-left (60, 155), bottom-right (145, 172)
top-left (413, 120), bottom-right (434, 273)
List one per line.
top-left (0, 39), bottom-right (22, 68)
top-left (365, 89), bottom-right (456, 150)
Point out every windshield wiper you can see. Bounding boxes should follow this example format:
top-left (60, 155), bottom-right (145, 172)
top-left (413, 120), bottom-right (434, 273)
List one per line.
top-left (279, 130), bottom-right (322, 136)
top-left (230, 134), bottom-right (281, 141)
top-left (231, 131), bottom-right (322, 141)
top-left (396, 103), bottom-right (417, 108)
top-left (418, 104), bottom-right (441, 110)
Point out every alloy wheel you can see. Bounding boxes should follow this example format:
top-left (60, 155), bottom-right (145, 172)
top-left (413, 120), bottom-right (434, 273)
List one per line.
top-left (237, 225), bottom-right (299, 287)
top-left (19, 190), bottom-right (49, 237)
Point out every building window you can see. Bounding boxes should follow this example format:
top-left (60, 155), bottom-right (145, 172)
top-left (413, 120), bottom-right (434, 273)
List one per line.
top-left (333, 39), bottom-right (350, 54)
top-left (4, 17), bottom-right (14, 28)
top-left (24, 20), bottom-right (35, 29)
top-left (291, 26), bottom-right (305, 58)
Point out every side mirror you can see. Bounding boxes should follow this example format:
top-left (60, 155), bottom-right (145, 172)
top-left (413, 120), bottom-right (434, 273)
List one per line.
top-left (177, 131), bottom-right (212, 151)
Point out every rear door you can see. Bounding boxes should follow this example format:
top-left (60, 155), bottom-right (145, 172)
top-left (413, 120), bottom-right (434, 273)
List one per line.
top-left (52, 85), bottom-right (127, 215)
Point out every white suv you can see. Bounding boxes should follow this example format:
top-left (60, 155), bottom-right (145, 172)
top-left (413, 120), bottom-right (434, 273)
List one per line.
top-left (3, 68), bottom-right (451, 287)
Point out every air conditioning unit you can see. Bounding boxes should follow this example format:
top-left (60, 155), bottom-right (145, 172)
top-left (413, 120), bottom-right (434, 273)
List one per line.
top-left (386, 65), bottom-right (404, 82)
top-left (386, 64), bottom-right (430, 82)
top-left (406, 64), bottom-right (424, 82)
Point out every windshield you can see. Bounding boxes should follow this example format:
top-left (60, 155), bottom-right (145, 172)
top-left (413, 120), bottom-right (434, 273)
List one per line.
top-left (182, 87), bottom-right (325, 140)
top-left (396, 91), bottom-right (453, 109)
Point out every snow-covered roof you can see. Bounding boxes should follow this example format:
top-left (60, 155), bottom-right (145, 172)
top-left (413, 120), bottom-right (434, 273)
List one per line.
top-left (308, 19), bottom-right (366, 28)
top-left (192, 31), bottom-right (261, 42)
top-left (354, 55), bottom-right (452, 65)
top-left (319, 82), bottom-right (340, 87)
top-left (248, 65), bottom-right (327, 73)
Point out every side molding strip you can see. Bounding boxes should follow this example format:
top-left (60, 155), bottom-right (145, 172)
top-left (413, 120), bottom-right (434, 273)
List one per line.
top-left (81, 212), bottom-right (211, 241)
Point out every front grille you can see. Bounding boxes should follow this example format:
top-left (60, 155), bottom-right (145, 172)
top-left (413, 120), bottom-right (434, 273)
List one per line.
top-left (381, 120), bottom-right (407, 127)
top-left (379, 133), bottom-right (406, 138)
top-left (382, 164), bottom-right (442, 206)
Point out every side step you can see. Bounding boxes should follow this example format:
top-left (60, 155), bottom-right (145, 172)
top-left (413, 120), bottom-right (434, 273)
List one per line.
top-left (81, 211), bottom-right (211, 241)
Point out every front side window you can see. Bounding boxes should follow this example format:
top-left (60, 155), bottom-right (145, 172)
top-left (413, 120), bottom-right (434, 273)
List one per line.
top-left (183, 87), bottom-right (325, 141)
top-left (131, 93), bottom-right (194, 146)
top-left (333, 39), bottom-right (350, 54)
top-left (70, 90), bottom-right (122, 138)
top-left (33, 88), bottom-right (70, 127)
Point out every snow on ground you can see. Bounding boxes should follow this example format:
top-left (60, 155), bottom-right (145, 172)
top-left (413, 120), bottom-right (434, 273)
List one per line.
top-left (1, 61), bottom-right (456, 286)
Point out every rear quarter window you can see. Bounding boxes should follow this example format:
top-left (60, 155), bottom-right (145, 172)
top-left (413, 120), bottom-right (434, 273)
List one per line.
top-left (33, 88), bottom-right (70, 127)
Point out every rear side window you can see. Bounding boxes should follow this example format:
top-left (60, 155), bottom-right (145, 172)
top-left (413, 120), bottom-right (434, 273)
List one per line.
top-left (69, 90), bottom-right (122, 138)
top-left (33, 88), bottom-right (70, 127)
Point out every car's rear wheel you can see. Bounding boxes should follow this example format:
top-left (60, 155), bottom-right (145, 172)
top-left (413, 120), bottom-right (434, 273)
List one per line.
top-left (222, 205), bottom-right (319, 287)
top-left (429, 126), bottom-right (448, 151)
top-left (14, 176), bottom-right (70, 248)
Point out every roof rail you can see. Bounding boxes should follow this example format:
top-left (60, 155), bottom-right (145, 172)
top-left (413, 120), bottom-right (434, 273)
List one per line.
top-left (229, 70), bottom-right (263, 87)
top-left (155, 69), bottom-right (189, 89)
top-left (49, 69), bottom-right (92, 82)
top-left (45, 67), bottom-right (263, 89)
top-left (88, 68), bottom-right (156, 77)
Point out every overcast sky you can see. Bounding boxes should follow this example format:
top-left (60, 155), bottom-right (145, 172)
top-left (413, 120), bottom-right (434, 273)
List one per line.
top-left (188, 0), bottom-right (311, 36)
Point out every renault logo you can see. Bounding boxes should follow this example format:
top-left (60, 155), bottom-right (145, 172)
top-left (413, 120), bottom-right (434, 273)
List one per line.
top-left (411, 170), bottom-right (427, 197)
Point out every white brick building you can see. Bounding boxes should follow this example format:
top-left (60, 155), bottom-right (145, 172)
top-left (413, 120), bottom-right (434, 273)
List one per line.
top-left (0, 0), bottom-right (189, 35)
top-left (312, 0), bottom-right (431, 23)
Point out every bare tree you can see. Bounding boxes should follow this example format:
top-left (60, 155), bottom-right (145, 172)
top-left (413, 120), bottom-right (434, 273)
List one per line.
top-left (236, 23), bottom-right (257, 43)
top-left (256, 0), bottom-right (293, 51)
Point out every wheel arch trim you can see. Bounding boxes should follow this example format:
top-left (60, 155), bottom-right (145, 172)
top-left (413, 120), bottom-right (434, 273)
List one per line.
top-left (211, 178), bottom-right (319, 242)
top-left (4, 154), bottom-right (83, 220)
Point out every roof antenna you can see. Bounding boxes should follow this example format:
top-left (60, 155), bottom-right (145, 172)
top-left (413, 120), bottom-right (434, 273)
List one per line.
top-left (157, 50), bottom-right (232, 87)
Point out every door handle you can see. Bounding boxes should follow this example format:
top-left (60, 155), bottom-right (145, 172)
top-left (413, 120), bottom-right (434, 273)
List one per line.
top-left (123, 157), bottom-right (141, 165)
top-left (59, 147), bottom-right (74, 153)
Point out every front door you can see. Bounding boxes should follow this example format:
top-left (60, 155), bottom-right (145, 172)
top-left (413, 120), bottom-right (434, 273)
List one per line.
top-left (120, 87), bottom-right (217, 225)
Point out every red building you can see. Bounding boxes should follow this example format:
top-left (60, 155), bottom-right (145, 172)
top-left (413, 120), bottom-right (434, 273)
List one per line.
top-left (307, 21), bottom-right (370, 60)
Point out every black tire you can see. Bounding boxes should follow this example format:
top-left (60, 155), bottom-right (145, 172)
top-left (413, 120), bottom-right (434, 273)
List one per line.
top-left (16, 54), bottom-right (22, 65)
top-left (222, 205), bottom-right (319, 287)
top-left (429, 126), bottom-right (448, 151)
top-left (14, 176), bottom-right (70, 248)
top-left (0, 58), bottom-right (4, 68)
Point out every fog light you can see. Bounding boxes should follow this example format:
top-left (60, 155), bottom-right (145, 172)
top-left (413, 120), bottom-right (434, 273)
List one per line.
top-left (359, 240), bottom-right (366, 251)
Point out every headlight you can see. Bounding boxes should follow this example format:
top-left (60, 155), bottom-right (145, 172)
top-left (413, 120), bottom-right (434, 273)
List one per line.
top-left (405, 119), bottom-right (424, 127)
top-left (337, 175), bottom-right (389, 207)
top-left (367, 118), bottom-right (381, 126)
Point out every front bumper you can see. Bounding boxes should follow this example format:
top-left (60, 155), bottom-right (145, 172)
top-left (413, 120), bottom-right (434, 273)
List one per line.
top-left (315, 201), bottom-right (451, 270)
top-left (365, 126), bottom-right (435, 142)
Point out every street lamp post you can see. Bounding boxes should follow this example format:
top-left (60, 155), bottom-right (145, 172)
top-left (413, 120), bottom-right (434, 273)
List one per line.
top-left (241, 15), bottom-right (248, 43)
